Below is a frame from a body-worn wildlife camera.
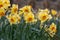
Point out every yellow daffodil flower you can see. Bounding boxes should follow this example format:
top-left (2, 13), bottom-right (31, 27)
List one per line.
top-left (24, 12), bottom-right (37, 23)
top-left (51, 9), bottom-right (57, 16)
top-left (3, 0), bottom-right (10, 9)
top-left (11, 4), bottom-right (18, 14)
top-left (38, 12), bottom-right (49, 23)
top-left (19, 5), bottom-right (32, 13)
top-left (6, 14), bottom-right (21, 25)
top-left (48, 23), bottom-right (57, 37)
top-left (0, 1), bottom-right (4, 8)
top-left (0, 8), bottom-right (5, 18)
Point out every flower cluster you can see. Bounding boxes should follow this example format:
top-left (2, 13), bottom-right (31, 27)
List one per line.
top-left (0, 0), bottom-right (60, 40)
